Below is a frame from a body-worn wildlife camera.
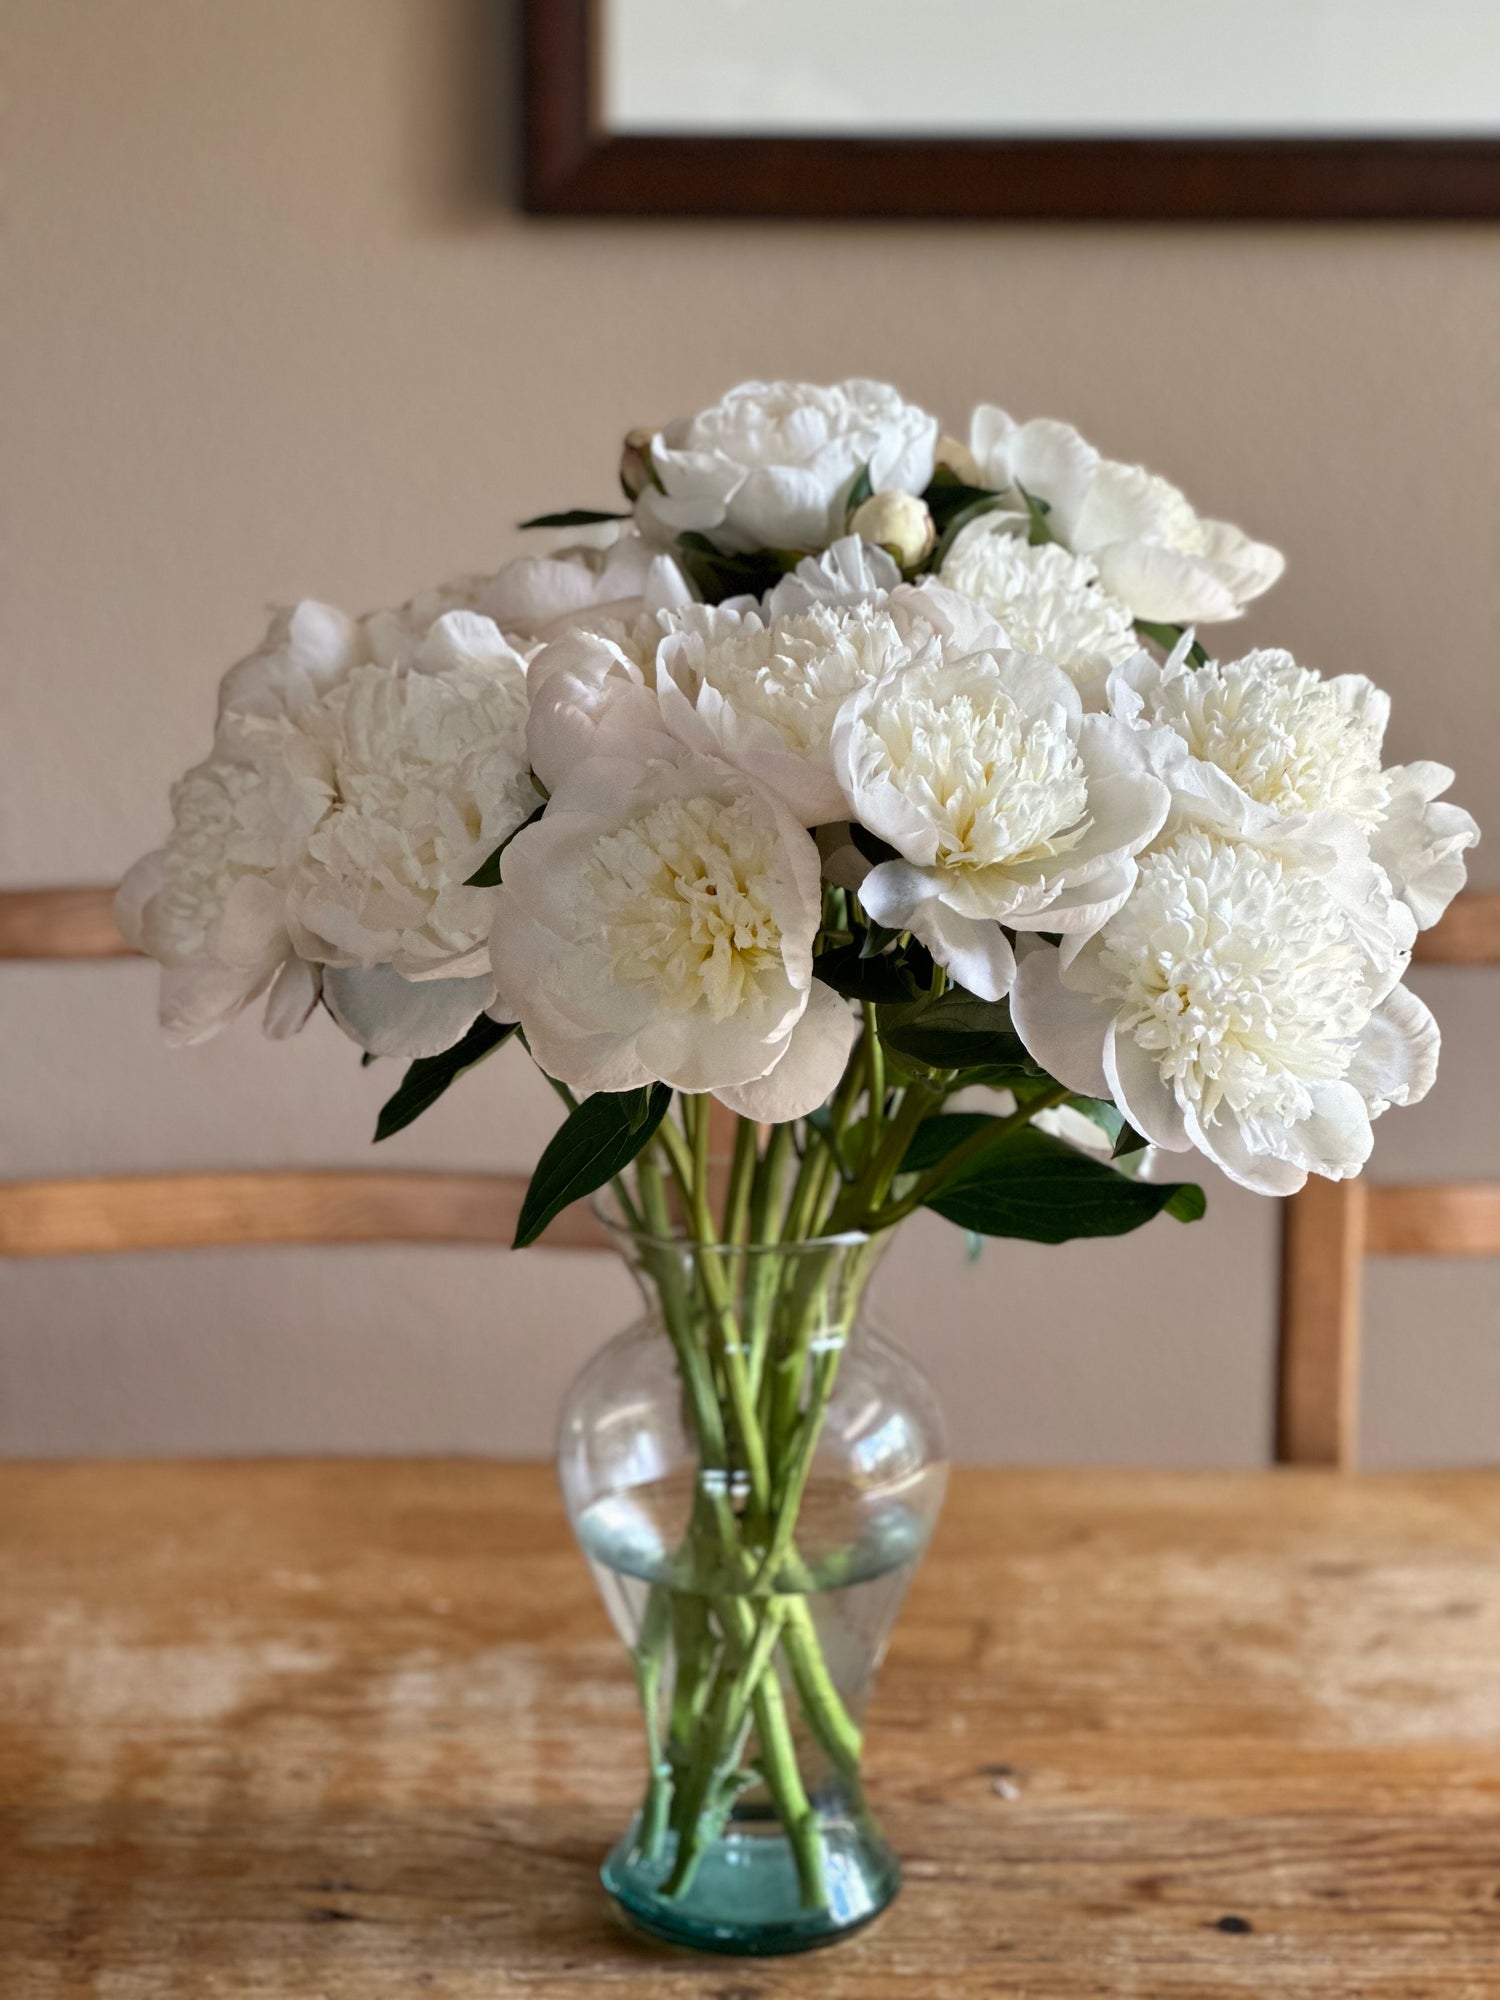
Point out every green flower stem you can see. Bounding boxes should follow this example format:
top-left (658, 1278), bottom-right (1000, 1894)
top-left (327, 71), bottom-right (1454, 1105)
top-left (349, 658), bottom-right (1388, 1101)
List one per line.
top-left (722, 1114), bottom-right (758, 1244)
top-left (623, 1052), bottom-right (907, 1911)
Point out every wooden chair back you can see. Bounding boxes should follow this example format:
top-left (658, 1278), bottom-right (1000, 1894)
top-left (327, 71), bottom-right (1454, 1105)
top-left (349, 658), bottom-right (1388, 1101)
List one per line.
top-left (1278, 894), bottom-right (1500, 1467)
top-left (8, 885), bottom-right (1498, 1470)
top-left (0, 885), bottom-right (610, 1257)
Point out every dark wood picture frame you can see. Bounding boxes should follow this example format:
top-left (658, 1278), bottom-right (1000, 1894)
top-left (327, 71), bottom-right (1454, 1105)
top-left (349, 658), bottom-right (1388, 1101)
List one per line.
top-left (523, 0), bottom-right (1500, 221)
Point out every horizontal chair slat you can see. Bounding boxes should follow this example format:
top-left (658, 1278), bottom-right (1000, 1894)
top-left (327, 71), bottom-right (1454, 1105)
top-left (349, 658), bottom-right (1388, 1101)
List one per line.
top-left (1412, 893), bottom-right (1500, 966)
top-left (1366, 1183), bottom-right (1500, 1258)
top-left (0, 1172), bottom-right (612, 1258)
top-left (0, 886), bottom-right (131, 959)
top-left (4, 885), bottom-right (1498, 964)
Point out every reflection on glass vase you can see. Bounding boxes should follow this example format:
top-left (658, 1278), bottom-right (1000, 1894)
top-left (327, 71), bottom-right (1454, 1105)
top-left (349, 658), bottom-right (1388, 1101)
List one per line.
top-left (557, 1211), bottom-right (947, 1956)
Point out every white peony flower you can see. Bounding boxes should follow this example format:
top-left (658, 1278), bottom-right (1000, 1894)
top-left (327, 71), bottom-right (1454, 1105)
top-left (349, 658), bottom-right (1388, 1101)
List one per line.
top-left (635, 379), bottom-right (938, 556)
top-left (1111, 647), bottom-right (1479, 929)
top-left (122, 600), bottom-right (537, 1060)
top-left (830, 647), bottom-right (1170, 1001)
top-left (968, 407), bottom-right (1284, 624)
top-left (1011, 823), bottom-right (1436, 1195)
top-left (478, 527), bottom-right (694, 641)
top-left (115, 744), bottom-right (324, 1046)
top-left (489, 735), bottom-right (856, 1118)
top-left (284, 612), bottom-right (534, 986)
top-left (652, 598), bottom-right (942, 826)
top-left (939, 519), bottom-right (1140, 706)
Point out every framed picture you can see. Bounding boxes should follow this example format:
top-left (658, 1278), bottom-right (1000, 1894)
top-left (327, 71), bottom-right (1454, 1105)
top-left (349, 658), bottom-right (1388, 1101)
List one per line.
top-left (523, 0), bottom-right (1500, 219)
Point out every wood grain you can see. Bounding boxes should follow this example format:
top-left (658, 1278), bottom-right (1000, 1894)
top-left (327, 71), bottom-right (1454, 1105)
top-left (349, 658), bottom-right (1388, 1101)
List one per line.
top-left (0, 1172), bottom-right (611, 1257)
top-left (2, 1461), bottom-right (1499, 1996)
top-left (1277, 1179), bottom-right (1367, 1470)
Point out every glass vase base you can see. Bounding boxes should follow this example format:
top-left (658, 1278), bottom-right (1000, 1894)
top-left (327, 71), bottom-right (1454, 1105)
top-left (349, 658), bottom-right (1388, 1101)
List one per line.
top-left (601, 1814), bottom-right (901, 1956)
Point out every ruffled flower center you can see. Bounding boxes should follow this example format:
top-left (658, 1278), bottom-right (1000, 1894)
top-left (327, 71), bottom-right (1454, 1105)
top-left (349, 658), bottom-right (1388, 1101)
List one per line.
top-left (1097, 831), bottom-right (1372, 1128)
top-left (681, 604), bottom-right (923, 760)
top-left (1149, 654), bottom-right (1391, 826)
top-left (688, 380), bottom-right (906, 470)
top-left (862, 681), bottom-right (1091, 873)
top-left (298, 663), bottom-right (532, 953)
top-left (939, 532), bottom-right (1138, 701)
top-left (588, 792), bottom-right (785, 1021)
top-left (153, 761), bottom-right (286, 958)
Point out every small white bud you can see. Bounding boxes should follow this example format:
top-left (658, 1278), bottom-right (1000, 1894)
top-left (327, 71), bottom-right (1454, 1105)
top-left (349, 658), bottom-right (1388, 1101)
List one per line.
top-left (848, 491), bottom-right (936, 571)
top-left (935, 433), bottom-right (981, 486)
top-left (619, 426), bottom-right (656, 500)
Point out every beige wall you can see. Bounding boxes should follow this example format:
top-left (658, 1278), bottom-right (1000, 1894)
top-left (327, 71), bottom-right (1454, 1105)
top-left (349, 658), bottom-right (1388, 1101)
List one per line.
top-left (3, 0), bottom-right (1496, 1467)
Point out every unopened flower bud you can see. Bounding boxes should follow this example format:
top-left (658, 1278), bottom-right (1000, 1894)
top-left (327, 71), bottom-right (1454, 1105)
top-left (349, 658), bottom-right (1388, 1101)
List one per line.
top-left (934, 432), bottom-right (981, 486)
top-left (848, 490), bottom-right (936, 571)
top-left (619, 426), bottom-right (656, 501)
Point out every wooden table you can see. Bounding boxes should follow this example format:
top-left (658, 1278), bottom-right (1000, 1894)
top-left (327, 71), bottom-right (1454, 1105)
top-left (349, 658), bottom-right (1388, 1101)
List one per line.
top-left (2, 1464), bottom-right (1498, 1997)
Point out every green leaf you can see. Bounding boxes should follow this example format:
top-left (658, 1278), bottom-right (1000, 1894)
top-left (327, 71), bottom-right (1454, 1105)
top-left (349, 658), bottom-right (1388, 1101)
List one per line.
top-left (1112, 1120), bottom-right (1149, 1160)
top-left (1016, 485), bottom-right (1056, 548)
top-left (373, 1016), bottom-right (518, 1143)
top-left (512, 1084), bottom-right (672, 1248)
top-left (844, 462), bottom-right (874, 517)
top-left (879, 990), bottom-right (1039, 1074)
top-left (922, 1126), bottom-right (1204, 1243)
top-left (518, 508), bottom-right (631, 529)
top-left (1067, 1095), bottom-right (1125, 1147)
top-left (465, 801), bottom-right (545, 886)
top-left (673, 535), bottom-right (801, 605)
top-left (1164, 1182), bottom-right (1207, 1222)
top-left (899, 1111), bottom-right (993, 1174)
top-left (922, 478), bottom-right (1004, 534)
top-left (812, 943), bottom-right (920, 1004)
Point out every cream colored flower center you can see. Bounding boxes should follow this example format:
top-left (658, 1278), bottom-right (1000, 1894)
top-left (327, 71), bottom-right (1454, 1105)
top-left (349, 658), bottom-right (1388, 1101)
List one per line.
top-left (1147, 654), bottom-right (1390, 827)
top-left (588, 792), bottom-right (784, 1020)
top-left (864, 683), bottom-right (1090, 873)
top-left (1097, 831), bottom-right (1371, 1128)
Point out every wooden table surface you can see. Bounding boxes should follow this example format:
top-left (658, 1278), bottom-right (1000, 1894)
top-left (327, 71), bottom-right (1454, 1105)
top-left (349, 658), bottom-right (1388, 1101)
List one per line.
top-left (2, 1463), bottom-right (1499, 1998)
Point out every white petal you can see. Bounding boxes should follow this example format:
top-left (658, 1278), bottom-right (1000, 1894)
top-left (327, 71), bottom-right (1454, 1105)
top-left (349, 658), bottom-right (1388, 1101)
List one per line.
top-left (713, 983), bottom-right (859, 1123)
top-left (158, 963), bottom-right (272, 1047)
top-left (1103, 1021), bottom-right (1189, 1151)
top-left (856, 858), bottom-right (934, 931)
top-left (1348, 985), bottom-right (1440, 1116)
top-left (262, 957), bottom-right (321, 1039)
top-left (1093, 541), bottom-right (1240, 624)
top-left (322, 964), bottom-right (493, 1058)
top-left (1184, 1105), bottom-right (1309, 1196)
top-left (906, 901), bottom-right (1017, 1003)
top-left (1010, 943), bottom-right (1110, 1094)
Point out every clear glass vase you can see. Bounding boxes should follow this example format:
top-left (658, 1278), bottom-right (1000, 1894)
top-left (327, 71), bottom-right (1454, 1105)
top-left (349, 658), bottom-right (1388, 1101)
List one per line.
top-left (557, 1212), bottom-right (948, 1955)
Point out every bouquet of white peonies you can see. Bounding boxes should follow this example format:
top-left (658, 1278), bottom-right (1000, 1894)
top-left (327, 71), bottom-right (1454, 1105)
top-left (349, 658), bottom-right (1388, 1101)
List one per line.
top-left (124, 376), bottom-right (1476, 1212)
top-left (121, 379), bottom-right (1478, 1946)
